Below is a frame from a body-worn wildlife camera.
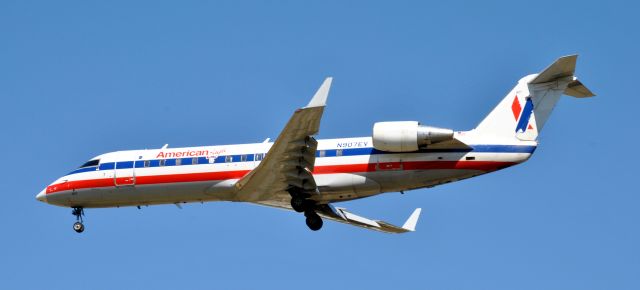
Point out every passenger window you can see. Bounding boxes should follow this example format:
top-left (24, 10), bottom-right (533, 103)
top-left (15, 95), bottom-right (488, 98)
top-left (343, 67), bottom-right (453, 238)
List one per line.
top-left (241, 155), bottom-right (247, 162)
top-left (144, 160), bottom-right (150, 167)
top-left (208, 157), bottom-right (215, 164)
top-left (255, 153), bottom-right (263, 161)
top-left (159, 159), bottom-right (166, 166)
top-left (175, 159), bottom-right (182, 166)
top-left (336, 149), bottom-right (343, 157)
top-left (192, 157), bottom-right (198, 165)
top-left (319, 150), bottom-right (326, 157)
top-left (225, 156), bottom-right (233, 163)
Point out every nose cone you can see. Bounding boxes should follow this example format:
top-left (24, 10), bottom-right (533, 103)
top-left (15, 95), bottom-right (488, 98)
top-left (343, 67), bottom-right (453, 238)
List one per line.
top-left (36, 189), bottom-right (47, 203)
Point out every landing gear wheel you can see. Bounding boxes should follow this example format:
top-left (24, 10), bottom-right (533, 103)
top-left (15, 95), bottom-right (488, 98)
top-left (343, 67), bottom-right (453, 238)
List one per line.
top-left (73, 222), bottom-right (84, 233)
top-left (305, 212), bottom-right (323, 231)
top-left (71, 207), bottom-right (85, 234)
top-left (291, 197), bottom-right (306, 212)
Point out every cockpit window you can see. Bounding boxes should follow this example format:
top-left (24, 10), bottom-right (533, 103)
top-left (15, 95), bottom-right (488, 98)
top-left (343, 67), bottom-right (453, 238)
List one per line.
top-left (79, 159), bottom-right (100, 168)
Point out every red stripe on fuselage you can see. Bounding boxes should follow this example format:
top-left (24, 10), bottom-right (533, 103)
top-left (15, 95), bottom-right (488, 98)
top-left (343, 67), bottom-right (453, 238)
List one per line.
top-left (46, 161), bottom-right (515, 194)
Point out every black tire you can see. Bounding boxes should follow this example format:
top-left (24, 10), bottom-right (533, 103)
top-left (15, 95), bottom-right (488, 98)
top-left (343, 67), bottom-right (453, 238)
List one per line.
top-left (305, 213), bottom-right (323, 231)
top-left (291, 197), bottom-right (305, 213)
top-left (73, 222), bottom-right (84, 233)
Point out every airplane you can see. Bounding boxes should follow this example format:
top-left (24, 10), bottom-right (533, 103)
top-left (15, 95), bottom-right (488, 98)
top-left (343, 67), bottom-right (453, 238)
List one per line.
top-left (36, 55), bottom-right (594, 234)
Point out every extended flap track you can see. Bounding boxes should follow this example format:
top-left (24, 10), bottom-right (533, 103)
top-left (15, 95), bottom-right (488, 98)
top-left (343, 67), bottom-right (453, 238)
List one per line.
top-left (285, 136), bottom-right (318, 198)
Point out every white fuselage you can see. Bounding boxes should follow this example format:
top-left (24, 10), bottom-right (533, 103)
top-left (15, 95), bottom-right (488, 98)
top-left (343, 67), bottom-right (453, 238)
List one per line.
top-left (35, 56), bottom-right (593, 234)
top-left (39, 133), bottom-right (536, 208)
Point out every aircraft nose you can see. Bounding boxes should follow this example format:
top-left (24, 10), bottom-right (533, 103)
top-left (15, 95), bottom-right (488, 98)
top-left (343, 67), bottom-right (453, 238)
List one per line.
top-left (36, 189), bottom-right (47, 203)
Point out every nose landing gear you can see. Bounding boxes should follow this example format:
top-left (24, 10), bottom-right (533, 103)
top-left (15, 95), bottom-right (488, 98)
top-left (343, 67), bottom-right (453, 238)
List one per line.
top-left (71, 207), bottom-right (85, 233)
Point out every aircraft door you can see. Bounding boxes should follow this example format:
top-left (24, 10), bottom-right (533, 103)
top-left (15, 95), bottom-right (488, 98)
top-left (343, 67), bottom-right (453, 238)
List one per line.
top-left (114, 160), bottom-right (136, 187)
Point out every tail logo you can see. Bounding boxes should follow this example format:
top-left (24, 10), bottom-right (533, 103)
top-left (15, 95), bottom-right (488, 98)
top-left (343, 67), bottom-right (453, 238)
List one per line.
top-left (511, 95), bottom-right (534, 132)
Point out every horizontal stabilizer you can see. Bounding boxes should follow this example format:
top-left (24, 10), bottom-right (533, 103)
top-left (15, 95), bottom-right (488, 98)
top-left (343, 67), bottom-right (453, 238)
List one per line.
top-left (530, 55), bottom-right (577, 84)
top-left (564, 79), bottom-right (595, 98)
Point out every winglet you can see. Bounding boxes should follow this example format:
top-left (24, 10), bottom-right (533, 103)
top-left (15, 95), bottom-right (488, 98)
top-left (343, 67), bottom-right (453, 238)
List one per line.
top-left (305, 77), bottom-right (333, 108)
top-left (401, 208), bottom-right (422, 232)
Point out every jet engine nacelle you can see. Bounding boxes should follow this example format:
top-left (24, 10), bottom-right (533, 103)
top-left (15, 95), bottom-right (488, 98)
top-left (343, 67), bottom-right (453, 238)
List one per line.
top-left (372, 121), bottom-right (454, 152)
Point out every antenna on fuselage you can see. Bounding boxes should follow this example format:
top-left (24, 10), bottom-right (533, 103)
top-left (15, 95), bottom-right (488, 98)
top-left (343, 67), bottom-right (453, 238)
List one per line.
top-left (161, 144), bottom-right (169, 149)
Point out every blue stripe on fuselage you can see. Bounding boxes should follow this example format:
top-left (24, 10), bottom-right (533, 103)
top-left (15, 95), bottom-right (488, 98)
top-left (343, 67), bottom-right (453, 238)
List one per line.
top-left (347, 145), bottom-right (536, 156)
top-left (66, 144), bottom-right (536, 175)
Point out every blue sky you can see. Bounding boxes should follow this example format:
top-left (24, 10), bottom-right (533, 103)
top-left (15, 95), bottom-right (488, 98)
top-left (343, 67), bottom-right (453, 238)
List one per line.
top-left (1, 1), bottom-right (638, 289)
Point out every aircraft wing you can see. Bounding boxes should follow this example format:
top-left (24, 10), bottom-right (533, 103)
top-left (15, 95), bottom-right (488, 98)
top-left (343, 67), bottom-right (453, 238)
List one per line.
top-left (315, 204), bottom-right (422, 233)
top-left (233, 78), bottom-right (332, 202)
top-left (255, 200), bottom-right (422, 233)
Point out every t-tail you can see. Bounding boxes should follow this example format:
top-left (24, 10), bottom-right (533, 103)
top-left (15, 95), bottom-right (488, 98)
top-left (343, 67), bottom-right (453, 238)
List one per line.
top-left (473, 55), bottom-right (595, 141)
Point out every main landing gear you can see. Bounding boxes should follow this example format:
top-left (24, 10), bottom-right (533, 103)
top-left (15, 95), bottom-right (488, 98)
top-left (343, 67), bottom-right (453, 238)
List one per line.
top-left (290, 196), bottom-right (311, 213)
top-left (304, 210), bottom-right (323, 231)
top-left (289, 187), bottom-right (323, 231)
top-left (72, 207), bottom-right (85, 233)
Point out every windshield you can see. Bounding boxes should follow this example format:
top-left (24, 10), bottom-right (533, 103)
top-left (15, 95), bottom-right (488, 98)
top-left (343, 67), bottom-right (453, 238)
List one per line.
top-left (79, 159), bottom-right (100, 168)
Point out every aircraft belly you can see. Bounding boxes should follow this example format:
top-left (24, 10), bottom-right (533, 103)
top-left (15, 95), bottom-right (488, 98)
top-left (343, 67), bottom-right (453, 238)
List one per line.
top-left (204, 179), bottom-right (238, 200)
top-left (48, 180), bottom-right (230, 208)
top-left (316, 168), bottom-right (487, 203)
top-left (47, 188), bottom-right (105, 207)
top-left (377, 169), bottom-right (485, 192)
top-left (315, 173), bottom-right (380, 202)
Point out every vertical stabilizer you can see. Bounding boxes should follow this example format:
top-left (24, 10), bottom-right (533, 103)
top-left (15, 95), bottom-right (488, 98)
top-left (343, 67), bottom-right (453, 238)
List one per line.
top-left (474, 55), bottom-right (594, 141)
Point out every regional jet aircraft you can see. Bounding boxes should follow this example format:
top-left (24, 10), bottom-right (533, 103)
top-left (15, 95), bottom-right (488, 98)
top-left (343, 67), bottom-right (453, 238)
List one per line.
top-left (37, 55), bottom-right (594, 233)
